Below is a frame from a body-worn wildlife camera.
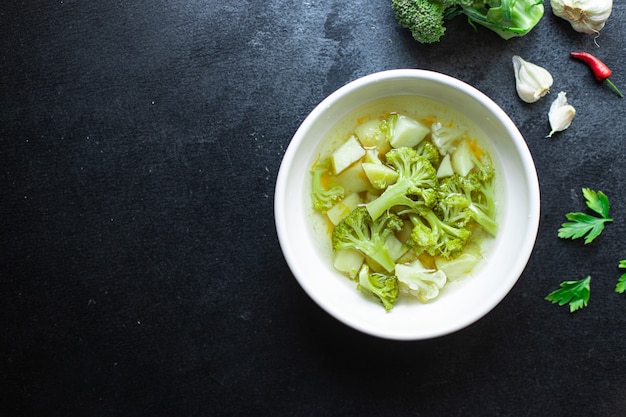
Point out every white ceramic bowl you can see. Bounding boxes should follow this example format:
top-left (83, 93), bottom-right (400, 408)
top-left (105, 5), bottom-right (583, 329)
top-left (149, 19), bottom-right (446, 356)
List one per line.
top-left (274, 69), bottom-right (540, 340)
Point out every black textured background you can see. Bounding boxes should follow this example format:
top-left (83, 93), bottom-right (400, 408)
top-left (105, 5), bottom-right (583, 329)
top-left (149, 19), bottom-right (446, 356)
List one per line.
top-left (3, 1), bottom-right (626, 416)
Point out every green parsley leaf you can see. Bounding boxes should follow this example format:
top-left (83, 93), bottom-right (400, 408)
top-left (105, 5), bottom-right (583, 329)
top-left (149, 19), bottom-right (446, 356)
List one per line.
top-left (582, 188), bottom-right (610, 218)
top-left (558, 213), bottom-right (612, 244)
top-left (615, 260), bottom-right (626, 294)
top-left (557, 188), bottom-right (613, 244)
top-left (546, 276), bottom-right (591, 313)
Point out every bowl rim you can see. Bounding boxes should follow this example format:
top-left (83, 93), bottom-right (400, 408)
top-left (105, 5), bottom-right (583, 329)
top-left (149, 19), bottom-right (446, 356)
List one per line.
top-left (275, 68), bottom-right (540, 340)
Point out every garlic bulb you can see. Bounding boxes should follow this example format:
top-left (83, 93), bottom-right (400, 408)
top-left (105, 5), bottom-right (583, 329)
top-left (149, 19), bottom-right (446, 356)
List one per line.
top-left (548, 92), bottom-right (576, 137)
top-left (512, 55), bottom-right (553, 103)
top-left (550, 0), bottom-right (612, 35)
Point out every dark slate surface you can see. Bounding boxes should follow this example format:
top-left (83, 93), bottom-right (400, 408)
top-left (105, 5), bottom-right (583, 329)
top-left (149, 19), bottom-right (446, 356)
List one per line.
top-left (3, 1), bottom-right (626, 416)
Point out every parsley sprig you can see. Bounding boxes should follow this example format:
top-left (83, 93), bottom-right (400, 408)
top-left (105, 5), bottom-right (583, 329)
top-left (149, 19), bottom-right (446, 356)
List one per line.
top-left (548, 188), bottom-right (615, 313)
top-left (545, 276), bottom-right (591, 313)
top-left (615, 260), bottom-right (626, 294)
top-left (557, 188), bottom-right (613, 244)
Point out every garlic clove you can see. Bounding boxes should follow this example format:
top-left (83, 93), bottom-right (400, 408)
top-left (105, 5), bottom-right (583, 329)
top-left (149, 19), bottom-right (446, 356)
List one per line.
top-left (548, 91), bottom-right (576, 137)
top-left (512, 55), bottom-right (554, 103)
top-left (550, 0), bottom-right (612, 35)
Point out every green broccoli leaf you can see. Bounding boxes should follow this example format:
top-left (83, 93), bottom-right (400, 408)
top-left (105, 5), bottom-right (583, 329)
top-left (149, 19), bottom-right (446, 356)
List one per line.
top-left (546, 276), bottom-right (591, 313)
top-left (615, 260), bottom-right (626, 294)
top-left (557, 188), bottom-right (612, 244)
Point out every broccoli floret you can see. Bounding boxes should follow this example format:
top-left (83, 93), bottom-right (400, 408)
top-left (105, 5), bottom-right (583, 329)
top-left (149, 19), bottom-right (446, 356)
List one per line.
top-left (438, 191), bottom-right (472, 226)
top-left (466, 175), bottom-right (497, 236)
top-left (365, 147), bottom-right (438, 221)
top-left (468, 153), bottom-right (497, 231)
top-left (407, 208), bottom-right (471, 258)
top-left (415, 140), bottom-right (440, 166)
top-left (311, 157), bottom-right (344, 212)
top-left (396, 259), bottom-right (447, 302)
top-left (357, 264), bottom-right (399, 310)
top-left (391, 0), bottom-right (544, 44)
top-left (469, 149), bottom-right (496, 185)
top-left (332, 206), bottom-right (404, 273)
top-left (439, 152), bottom-right (497, 237)
top-left (391, 0), bottom-right (448, 43)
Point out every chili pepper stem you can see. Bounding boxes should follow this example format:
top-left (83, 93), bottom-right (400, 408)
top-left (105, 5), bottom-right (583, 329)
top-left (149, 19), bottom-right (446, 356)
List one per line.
top-left (605, 78), bottom-right (624, 98)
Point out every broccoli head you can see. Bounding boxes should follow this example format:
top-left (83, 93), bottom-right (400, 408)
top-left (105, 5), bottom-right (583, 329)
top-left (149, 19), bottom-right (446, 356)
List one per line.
top-left (357, 264), bottom-right (399, 310)
top-left (391, 0), bottom-right (544, 44)
top-left (408, 208), bottom-right (471, 258)
top-left (437, 191), bottom-right (472, 226)
top-left (391, 0), bottom-right (448, 43)
top-left (439, 165), bottom-right (497, 237)
top-left (311, 157), bottom-right (344, 212)
top-left (415, 140), bottom-right (440, 166)
top-left (365, 147), bottom-right (438, 221)
top-left (332, 206), bottom-right (404, 273)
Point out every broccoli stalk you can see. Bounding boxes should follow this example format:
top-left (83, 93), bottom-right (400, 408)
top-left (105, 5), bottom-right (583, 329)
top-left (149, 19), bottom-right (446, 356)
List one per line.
top-left (311, 157), bottom-right (345, 212)
top-left (357, 264), bottom-right (399, 310)
top-left (391, 0), bottom-right (544, 44)
top-left (365, 147), bottom-right (438, 221)
top-left (467, 183), bottom-right (497, 236)
top-left (332, 206), bottom-right (404, 273)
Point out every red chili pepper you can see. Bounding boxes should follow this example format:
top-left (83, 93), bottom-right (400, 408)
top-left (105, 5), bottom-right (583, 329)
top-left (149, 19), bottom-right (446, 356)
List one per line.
top-left (570, 51), bottom-right (624, 98)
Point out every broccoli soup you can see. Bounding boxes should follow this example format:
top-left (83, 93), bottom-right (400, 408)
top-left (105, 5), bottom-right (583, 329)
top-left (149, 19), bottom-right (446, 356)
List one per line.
top-left (309, 95), bottom-right (500, 311)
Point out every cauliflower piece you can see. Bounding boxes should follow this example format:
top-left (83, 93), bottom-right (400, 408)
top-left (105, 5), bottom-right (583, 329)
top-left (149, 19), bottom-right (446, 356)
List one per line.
top-left (395, 259), bottom-right (447, 302)
top-left (430, 121), bottom-right (464, 155)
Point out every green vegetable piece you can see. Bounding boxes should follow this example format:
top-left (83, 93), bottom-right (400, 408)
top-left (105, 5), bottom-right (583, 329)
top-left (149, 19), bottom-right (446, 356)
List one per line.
top-left (437, 153), bottom-right (498, 238)
top-left (311, 157), bottom-right (344, 212)
top-left (415, 141), bottom-right (440, 167)
top-left (332, 206), bottom-right (403, 273)
top-left (391, 0), bottom-right (544, 44)
top-left (557, 188), bottom-right (612, 244)
top-left (545, 276), bottom-right (591, 313)
top-left (399, 150), bottom-right (497, 258)
top-left (365, 147), bottom-right (438, 221)
top-left (357, 264), bottom-right (399, 310)
top-left (410, 209), bottom-right (471, 258)
top-left (615, 260), bottom-right (626, 294)
top-left (465, 0), bottom-right (545, 40)
top-left (391, 0), bottom-right (448, 43)
top-left (582, 188), bottom-right (610, 218)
